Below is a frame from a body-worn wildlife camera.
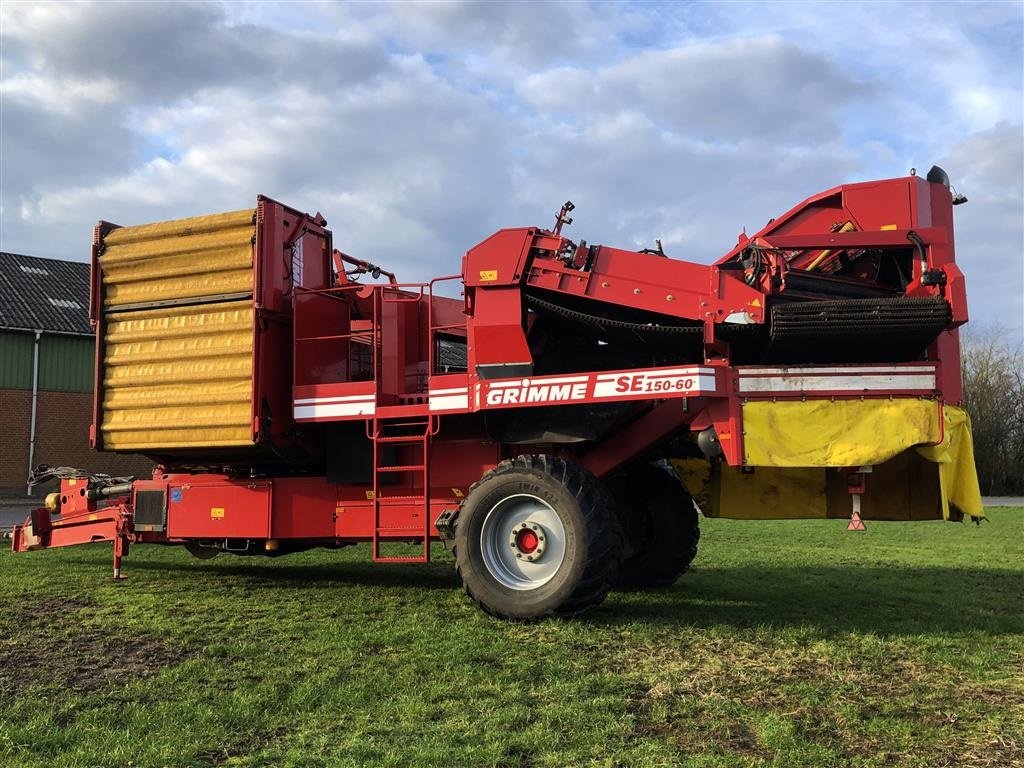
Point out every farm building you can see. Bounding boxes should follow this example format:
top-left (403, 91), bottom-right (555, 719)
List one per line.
top-left (0, 252), bottom-right (152, 494)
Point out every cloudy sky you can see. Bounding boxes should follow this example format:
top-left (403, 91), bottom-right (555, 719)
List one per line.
top-left (2, 1), bottom-right (1021, 335)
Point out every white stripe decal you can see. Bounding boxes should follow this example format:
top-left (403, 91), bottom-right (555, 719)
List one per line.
top-left (738, 365), bottom-right (936, 376)
top-left (294, 394), bottom-right (376, 405)
top-left (294, 402), bottom-right (376, 419)
top-left (487, 375), bottom-right (589, 389)
top-left (429, 394), bottom-right (470, 411)
top-left (429, 387), bottom-right (469, 395)
top-left (593, 373), bottom-right (716, 398)
top-left (738, 374), bottom-right (935, 393)
top-left (595, 366), bottom-right (713, 382)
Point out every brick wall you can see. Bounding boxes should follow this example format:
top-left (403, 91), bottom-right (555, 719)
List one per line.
top-left (0, 389), bottom-right (32, 492)
top-left (0, 388), bottom-right (153, 494)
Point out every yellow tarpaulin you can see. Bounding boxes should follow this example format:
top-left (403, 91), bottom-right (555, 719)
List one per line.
top-left (916, 405), bottom-right (984, 522)
top-left (100, 301), bottom-right (255, 451)
top-left (101, 209), bottom-right (255, 308)
top-left (674, 399), bottom-right (983, 522)
top-left (97, 208), bottom-right (259, 452)
top-left (742, 398), bottom-right (938, 467)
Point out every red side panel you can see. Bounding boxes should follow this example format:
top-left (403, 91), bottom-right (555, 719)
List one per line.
top-left (166, 481), bottom-right (272, 538)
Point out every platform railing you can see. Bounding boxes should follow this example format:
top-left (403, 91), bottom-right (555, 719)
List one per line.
top-left (427, 275), bottom-right (467, 378)
top-left (294, 276), bottom-right (467, 396)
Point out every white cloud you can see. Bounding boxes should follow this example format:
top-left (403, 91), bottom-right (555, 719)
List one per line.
top-left (519, 35), bottom-right (869, 144)
top-left (0, 0), bottom-right (1020, 338)
top-left (941, 122), bottom-right (1024, 334)
top-left (0, 73), bottom-right (120, 115)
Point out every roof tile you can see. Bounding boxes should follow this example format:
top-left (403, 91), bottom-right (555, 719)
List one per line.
top-left (0, 253), bottom-right (92, 335)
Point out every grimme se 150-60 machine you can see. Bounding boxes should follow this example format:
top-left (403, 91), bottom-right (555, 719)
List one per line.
top-left (13, 166), bottom-right (982, 619)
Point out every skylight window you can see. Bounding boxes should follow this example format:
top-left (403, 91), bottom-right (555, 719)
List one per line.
top-left (47, 298), bottom-right (81, 309)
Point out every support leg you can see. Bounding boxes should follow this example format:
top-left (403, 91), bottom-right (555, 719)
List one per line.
top-left (846, 466), bottom-right (871, 531)
top-left (847, 493), bottom-right (867, 531)
top-left (112, 536), bottom-right (129, 580)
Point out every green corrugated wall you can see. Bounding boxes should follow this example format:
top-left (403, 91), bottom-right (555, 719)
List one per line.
top-left (0, 331), bottom-right (94, 393)
top-left (38, 334), bottom-right (95, 392)
top-left (0, 331), bottom-right (34, 389)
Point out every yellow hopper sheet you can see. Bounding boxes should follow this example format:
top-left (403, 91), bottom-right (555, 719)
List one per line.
top-left (675, 399), bottom-right (982, 522)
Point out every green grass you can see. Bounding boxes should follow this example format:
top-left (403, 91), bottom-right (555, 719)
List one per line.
top-left (1, 509), bottom-right (1022, 768)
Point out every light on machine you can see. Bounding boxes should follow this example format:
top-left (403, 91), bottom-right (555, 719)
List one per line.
top-left (926, 165), bottom-right (968, 205)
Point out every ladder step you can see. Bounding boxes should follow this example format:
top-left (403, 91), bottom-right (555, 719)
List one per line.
top-left (377, 418), bottom-right (431, 428)
top-left (371, 414), bottom-right (432, 563)
top-left (374, 405), bottom-right (432, 419)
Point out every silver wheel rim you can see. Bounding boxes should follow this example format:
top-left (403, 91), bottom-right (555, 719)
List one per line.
top-left (480, 493), bottom-right (567, 590)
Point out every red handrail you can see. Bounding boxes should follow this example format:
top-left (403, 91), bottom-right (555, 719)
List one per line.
top-left (428, 275), bottom-right (466, 377)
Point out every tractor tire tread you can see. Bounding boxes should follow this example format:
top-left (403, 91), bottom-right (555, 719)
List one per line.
top-left (611, 464), bottom-right (700, 590)
top-left (452, 455), bottom-right (622, 620)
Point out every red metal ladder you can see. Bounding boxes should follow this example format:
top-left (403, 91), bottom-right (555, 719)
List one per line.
top-left (370, 416), bottom-right (433, 563)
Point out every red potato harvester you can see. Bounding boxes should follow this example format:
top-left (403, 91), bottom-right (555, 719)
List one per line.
top-left (13, 166), bottom-right (982, 620)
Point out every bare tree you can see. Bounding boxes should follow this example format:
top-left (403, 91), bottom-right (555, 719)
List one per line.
top-left (960, 326), bottom-right (1024, 495)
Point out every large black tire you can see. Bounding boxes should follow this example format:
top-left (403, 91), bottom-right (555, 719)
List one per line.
top-left (453, 455), bottom-right (623, 620)
top-left (608, 464), bottom-right (699, 589)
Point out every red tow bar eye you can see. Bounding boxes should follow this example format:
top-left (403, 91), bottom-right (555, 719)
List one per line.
top-left (516, 529), bottom-right (539, 554)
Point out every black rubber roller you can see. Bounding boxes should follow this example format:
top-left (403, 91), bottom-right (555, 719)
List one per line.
top-left (767, 296), bottom-right (951, 363)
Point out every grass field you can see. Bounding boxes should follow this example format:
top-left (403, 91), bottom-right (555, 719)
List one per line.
top-left (1, 508), bottom-right (1021, 768)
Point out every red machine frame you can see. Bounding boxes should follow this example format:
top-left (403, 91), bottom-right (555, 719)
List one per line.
top-left (14, 171), bottom-right (970, 578)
